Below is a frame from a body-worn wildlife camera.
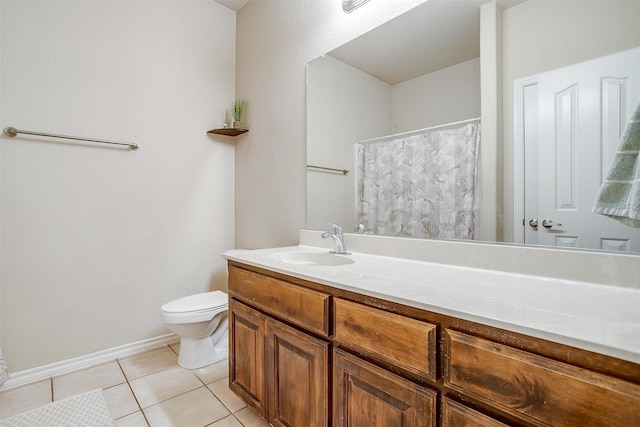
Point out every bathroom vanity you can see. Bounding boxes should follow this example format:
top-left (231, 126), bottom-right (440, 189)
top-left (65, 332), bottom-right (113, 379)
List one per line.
top-left (222, 234), bottom-right (640, 426)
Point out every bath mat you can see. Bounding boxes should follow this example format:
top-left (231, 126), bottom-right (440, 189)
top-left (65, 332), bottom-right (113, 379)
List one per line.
top-left (0, 389), bottom-right (113, 427)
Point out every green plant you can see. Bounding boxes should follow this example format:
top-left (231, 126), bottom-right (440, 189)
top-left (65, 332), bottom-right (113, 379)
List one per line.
top-left (232, 99), bottom-right (247, 122)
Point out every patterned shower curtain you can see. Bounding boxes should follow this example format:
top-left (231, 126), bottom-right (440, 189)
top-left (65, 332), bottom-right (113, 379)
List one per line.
top-left (356, 123), bottom-right (481, 240)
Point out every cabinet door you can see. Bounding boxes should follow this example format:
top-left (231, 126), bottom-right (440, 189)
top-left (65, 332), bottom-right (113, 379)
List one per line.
top-left (229, 299), bottom-right (267, 418)
top-left (441, 398), bottom-right (508, 427)
top-left (333, 348), bottom-right (436, 427)
top-left (267, 318), bottom-right (329, 427)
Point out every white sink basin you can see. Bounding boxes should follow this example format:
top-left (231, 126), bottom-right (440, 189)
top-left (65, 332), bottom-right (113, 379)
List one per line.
top-left (270, 251), bottom-right (354, 266)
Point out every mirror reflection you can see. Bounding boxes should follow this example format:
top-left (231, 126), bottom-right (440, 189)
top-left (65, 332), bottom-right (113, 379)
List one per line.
top-left (306, 0), bottom-right (640, 254)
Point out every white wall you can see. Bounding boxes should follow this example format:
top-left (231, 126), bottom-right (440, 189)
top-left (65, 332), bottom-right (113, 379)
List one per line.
top-left (0, 1), bottom-right (236, 371)
top-left (501, 0), bottom-right (640, 242)
top-left (391, 58), bottom-right (481, 134)
top-left (235, 0), bottom-right (427, 249)
top-left (306, 55), bottom-right (391, 231)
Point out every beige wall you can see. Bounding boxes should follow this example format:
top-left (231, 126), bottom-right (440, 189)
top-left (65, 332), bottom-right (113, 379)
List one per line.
top-left (501, 0), bottom-right (640, 242)
top-left (307, 55), bottom-right (391, 231)
top-left (392, 58), bottom-right (481, 134)
top-left (0, 1), bottom-right (236, 371)
top-left (306, 55), bottom-right (480, 232)
top-left (235, 0), bottom-right (426, 249)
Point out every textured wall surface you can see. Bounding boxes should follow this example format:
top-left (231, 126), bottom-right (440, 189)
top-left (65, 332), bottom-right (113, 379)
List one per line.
top-left (234, 0), bottom-right (426, 249)
top-left (0, 1), bottom-right (236, 371)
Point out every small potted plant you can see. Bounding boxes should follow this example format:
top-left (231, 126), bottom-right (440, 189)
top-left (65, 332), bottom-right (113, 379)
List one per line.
top-left (232, 99), bottom-right (246, 129)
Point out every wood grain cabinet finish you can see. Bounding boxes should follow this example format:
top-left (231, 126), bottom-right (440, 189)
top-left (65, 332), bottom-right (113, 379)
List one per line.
top-left (228, 262), bottom-right (640, 426)
top-left (267, 318), bottom-right (329, 427)
top-left (333, 348), bottom-right (437, 427)
top-left (228, 265), bottom-right (330, 336)
top-left (445, 329), bottom-right (640, 426)
top-left (441, 398), bottom-right (508, 427)
top-left (229, 299), bottom-right (267, 418)
top-left (334, 298), bottom-right (437, 381)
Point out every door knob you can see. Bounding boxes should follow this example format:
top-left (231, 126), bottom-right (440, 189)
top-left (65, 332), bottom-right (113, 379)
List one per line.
top-left (528, 219), bottom-right (538, 228)
top-left (542, 219), bottom-right (562, 228)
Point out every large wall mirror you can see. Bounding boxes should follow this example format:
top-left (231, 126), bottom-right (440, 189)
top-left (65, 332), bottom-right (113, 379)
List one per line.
top-left (306, 0), bottom-right (640, 254)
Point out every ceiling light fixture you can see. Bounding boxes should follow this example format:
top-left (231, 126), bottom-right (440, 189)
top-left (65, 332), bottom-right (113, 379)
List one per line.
top-left (342, 0), bottom-right (370, 13)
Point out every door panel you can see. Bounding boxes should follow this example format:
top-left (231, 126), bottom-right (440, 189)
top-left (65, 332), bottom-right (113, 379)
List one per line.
top-left (229, 299), bottom-right (267, 418)
top-left (333, 348), bottom-right (436, 427)
top-left (267, 318), bottom-right (329, 427)
top-left (523, 47), bottom-right (640, 252)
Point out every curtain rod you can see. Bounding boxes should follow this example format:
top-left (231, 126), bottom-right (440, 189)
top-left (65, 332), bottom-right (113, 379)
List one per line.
top-left (3, 127), bottom-right (139, 150)
top-left (358, 117), bottom-right (481, 144)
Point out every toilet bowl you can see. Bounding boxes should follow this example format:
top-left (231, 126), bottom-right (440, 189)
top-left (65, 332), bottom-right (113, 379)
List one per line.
top-left (161, 290), bottom-right (229, 369)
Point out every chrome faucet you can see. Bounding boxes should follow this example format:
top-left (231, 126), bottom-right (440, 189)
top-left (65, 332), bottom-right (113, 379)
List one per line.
top-left (321, 223), bottom-right (350, 255)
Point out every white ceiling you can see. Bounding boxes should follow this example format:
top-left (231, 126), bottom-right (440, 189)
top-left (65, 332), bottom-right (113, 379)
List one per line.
top-left (214, 0), bottom-right (249, 12)
top-left (215, 0), bottom-right (524, 84)
top-left (329, 0), bottom-right (523, 85)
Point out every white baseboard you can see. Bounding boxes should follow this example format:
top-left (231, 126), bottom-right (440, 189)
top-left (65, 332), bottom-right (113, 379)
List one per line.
top-left (0, 333), bottom-right (178, 392)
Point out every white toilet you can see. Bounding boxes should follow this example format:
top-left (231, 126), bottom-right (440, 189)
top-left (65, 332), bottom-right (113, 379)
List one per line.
top-left (161, 290), bottom-right (229, 369)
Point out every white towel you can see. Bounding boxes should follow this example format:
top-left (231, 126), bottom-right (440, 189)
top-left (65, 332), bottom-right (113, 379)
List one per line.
top-left (593, 102), bottom-right (640, 227)
top-left (0, 348), bottom-right (8, 386)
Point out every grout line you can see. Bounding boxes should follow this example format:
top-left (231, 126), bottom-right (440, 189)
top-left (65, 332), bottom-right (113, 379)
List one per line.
top-left (2, 350), bottom-right (253, 427)
top-left (139, 383), bottom-right (208, 410)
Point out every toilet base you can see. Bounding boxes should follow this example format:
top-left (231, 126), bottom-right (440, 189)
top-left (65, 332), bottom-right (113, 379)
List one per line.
top-left (177, 334), bottom-right (228, 370)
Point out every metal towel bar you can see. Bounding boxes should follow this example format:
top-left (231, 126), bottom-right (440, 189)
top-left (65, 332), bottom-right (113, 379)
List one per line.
top-left (306, 165), bottom-right (349, 175)
top-left (3, 127), bottom-right (139, 150)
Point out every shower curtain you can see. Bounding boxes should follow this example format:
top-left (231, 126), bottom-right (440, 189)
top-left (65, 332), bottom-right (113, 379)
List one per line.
top-left (356, 123), bottom-right (481, 240)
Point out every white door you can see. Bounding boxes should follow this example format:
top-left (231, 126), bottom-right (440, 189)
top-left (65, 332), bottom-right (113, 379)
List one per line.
top-left (522, 47), bottom-right (640, 252)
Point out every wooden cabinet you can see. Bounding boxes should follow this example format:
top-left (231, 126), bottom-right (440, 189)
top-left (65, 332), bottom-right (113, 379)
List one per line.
top-left (444, 329), bottom-right (640, 426)
top-left (334, 348), bottom-right (437, 427)
top-left (334, 297), bottom-right (437, 381)
top-left (228, 265), bottom-right (330, 336)
top-left (229, 298), bottom-right (267, 418)
top-left (441, 398), bottom-right (508, 427)
top-left (228, 261), bottom-right (640, 426)
top-left (229, 265), bottom-right (330, 427)
top-left (267, 318), bottom-right (329, 427)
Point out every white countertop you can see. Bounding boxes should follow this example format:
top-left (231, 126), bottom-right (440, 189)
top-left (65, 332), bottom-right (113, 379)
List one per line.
top-left (222, 244), bottom-right (640, 364)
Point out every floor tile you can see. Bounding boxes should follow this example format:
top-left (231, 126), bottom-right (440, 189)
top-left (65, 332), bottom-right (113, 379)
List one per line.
top-left (0, 379), bottom-right (52, 419)
top-left (207, 378), bottom-right (246, 413)
top-left (119, 347), bottom-right (178, 381)
top-left (129, 366), bottom-right (202, 408)
top-left (103, 383), bottom-right (140, 419)
top-left (207, 415), bottom-right (244, 427)
top-left (194, 359), bottom-right (228, 385)
top-left (53, 361), bottom-right (126, 400)
top-left (233, 407), bottom-right (269, 427)
top-left (114, 410), bottom-right (149, 426)
top-left (143, 386), bottom-right (229, 427)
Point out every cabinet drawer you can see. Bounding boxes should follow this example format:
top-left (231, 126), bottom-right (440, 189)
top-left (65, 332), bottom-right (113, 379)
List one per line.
top-left (228, 265), bottom-right (330, 337)
top-left (441, 398), bottom-right (508, 427)
top-left (334, 298), bottom-right (437, 381)
top-left (445, 329), bottom-right (640, 426)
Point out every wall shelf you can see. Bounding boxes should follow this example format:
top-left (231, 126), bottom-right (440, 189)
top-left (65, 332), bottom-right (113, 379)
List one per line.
top-left (207, 128), bottom-right (248, 137)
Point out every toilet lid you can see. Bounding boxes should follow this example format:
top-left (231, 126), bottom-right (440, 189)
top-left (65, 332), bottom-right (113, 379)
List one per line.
top-left (161, 291), bottom-right (228, 313)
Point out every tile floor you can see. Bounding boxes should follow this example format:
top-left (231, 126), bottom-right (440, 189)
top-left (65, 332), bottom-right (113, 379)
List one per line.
top-left (0, 343), bottom-right (269, 427)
